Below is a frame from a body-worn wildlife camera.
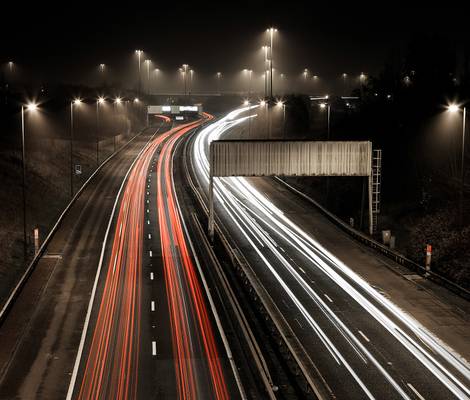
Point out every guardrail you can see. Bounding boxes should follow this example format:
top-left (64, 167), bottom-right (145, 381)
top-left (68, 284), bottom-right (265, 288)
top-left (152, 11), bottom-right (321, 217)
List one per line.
top-left (276, 177), bottom-right (470, 302)
top-left (0, 125), bottom-right (160, 325)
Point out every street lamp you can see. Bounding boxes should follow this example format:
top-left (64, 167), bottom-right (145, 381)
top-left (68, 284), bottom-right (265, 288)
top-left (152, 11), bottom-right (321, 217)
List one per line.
top-left (267, 27), bottom-right (277, 98)
top-left (342, 73), bottom-right (348, 95)
top-left (99, 64), bottom-right (106, 86)
top-left (70, 99), bottom-right (82, 197)
top-left (189, 69), bottom-right (194, 95)
top-left (153, 68), bottom-right (160, 93)
top-left (20, 102), bottom-right (38, 256)
top-left (447, 103), bottom-right (467, 223)
top-left (145, 59), bottom-right (151, 93)
top-left (216, 72), bottom-right (222, 94)
top-left (319, 101), bottom-right (331, 139)
top-left (262, 46), bottom-right (269, 98)
top-left (96, 97), bottom-right (105, 166)
top-left (135, 50), bottom-right (143, 95)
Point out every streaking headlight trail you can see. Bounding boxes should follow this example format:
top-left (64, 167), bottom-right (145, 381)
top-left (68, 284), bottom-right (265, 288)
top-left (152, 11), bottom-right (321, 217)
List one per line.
top-left (191, 107), bottom-right (470, 400)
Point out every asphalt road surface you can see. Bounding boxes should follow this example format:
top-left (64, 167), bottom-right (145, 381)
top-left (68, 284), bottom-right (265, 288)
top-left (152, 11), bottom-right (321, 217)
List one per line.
top-left (189, 107), bottom-right (470, 400)
top-left (68, 117), bottom-right (238, 400)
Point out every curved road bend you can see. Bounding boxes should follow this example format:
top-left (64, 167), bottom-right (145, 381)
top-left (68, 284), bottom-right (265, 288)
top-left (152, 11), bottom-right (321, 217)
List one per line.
top-left (190, 108), bottom-right (470, 400)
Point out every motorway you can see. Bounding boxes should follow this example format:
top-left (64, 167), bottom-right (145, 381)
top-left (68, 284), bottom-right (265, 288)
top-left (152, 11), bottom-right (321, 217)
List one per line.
top-left (0, 118), bottom-right (239, 400)
top-left (189, 107), bottom-right (470, 400)
top-left (68, 117), bottom-right (237, 400)
top-left (0, 125), bottom-right (169, 399)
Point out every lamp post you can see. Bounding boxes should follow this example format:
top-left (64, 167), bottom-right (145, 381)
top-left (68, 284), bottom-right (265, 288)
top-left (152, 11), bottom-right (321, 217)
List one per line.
top-left (319, 101), bottom-right (331, 139)
top-left (20, 102), bottom-right (38, 256)
top-left (267, 28), bottom-right (277, 99)
top-left (277, 100), bottom-right (286, 138)
top-left (189, 69), bottom-right (194, 95)
top-left (216, 72), bottom-right (222, 94)
top-left (70, 99), bottom-right (82, 197)
top-left (145, 59), bottom-right (151, 94)
top-left (96, 97), bottom-right (105, 166)
top-left (99, 63), bottom-right (106, 86)
top-left (135, 50), bottom-right (143, 95)
top-left (114, 97), bottom-right (122, 152)
top-left (262, 46), bottom-right (269, 98)
top-left (182, 64), bottom-right (189, 96)
top-left (447, 103), bottom-right (467, 223)
top-left (153, 68), bottom-right (160, 93)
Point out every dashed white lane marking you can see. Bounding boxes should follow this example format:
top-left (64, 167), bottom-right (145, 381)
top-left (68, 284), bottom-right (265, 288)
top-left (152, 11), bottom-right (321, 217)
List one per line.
top-left (150, 272), bottom-right (154, 280)
top-left (151, 301), bottom-right (155, 311)
top-left (294, 318), bottom-right (303, 329)
top-left (147, 220), bottom-right (150, 225)
top-left (324, 294), bottom-right (334, 303)
top-left (119, 222), bottom-right (122, 237)
top-left (148, 233), bottom-right (152, 239)
top-left (298, 266), bottom-right (306, 274)
top-left (147, 209), bottom-right (149, 213)
top-left (152, 341), bottom-right (157, 356)
top-left (147, 191), bottom-right (149, 195)
top-left (358, 330), bottom-right (370, 342)
top-left (149, 250), bottom-right (153, 257)
top-left (147, 199), bottom-right (149, 204)
top-left (407, 383), bottom-right (426, 400)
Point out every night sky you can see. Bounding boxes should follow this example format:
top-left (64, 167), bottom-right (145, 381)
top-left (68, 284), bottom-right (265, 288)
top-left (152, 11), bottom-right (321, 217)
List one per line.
top-left (2, 3), bottom-right (469, 85)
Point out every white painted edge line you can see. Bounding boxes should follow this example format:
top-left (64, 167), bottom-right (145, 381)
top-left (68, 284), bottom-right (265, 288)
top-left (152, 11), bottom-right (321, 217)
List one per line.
top-left (66, 127), bottom-right (163, 400)
top-left (0, 126), bottom-right (155, 323)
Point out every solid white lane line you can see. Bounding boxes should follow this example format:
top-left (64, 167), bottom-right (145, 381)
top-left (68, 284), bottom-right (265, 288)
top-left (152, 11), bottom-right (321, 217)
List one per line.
top-left (151, 301), bottom-right (155, 311)
top-left (324, 294), bottom-right (334, 303)
top-left (150, 272), bottom-right (154, 280)
top-left (66, 127), bottom-right (163, 400)
top-left (358, 330), bottom-right (370, 343)
top-left (152, 341), bottom-right (157, 356)
top-left (407, 383), bottom-right (426, 400)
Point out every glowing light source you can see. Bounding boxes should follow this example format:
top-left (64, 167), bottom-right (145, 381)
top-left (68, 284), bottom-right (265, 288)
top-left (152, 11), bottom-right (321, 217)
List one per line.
top-left (243, 100), bottom-right (250, 106)
top-left (447, 104), bottom-right (460, 113)
top-left (319, 102), bottom-right (327, 109)
top-left (115, 97), bottom-right (122, 104)
top-left (134, 98), bottom-right (140, 103)
top-left (260, 100), bottom-right (266, 106)
top-left (276, 100), bottom-right (284, 107)
top-left (26, 102), bottom-right (38, 111)
top-left (73, 98), bottom-right (82, 105)
top-left (98, 97), bottom-right (105, 104)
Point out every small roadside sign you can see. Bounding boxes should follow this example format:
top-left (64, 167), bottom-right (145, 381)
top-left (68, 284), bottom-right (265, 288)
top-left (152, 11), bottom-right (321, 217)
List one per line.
top-left (75, 164), bottom-right (82, 175)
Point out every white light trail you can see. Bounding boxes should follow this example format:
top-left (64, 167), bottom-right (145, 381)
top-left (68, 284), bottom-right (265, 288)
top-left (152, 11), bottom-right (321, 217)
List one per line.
top-left (191, 107), bottom-right (470, 399)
